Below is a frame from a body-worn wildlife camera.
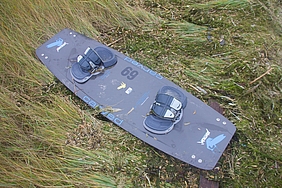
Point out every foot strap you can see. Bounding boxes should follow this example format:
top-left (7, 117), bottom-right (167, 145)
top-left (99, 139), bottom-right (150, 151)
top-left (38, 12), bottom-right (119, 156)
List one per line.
top-left (151, 94), bottom-right (182, 120)
top-left (78, 47), bottom-right (103, 74)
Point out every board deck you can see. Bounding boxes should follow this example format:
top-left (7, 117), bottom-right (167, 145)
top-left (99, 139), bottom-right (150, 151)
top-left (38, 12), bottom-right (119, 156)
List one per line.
top-left (36, 28), bottom-right (236, 170)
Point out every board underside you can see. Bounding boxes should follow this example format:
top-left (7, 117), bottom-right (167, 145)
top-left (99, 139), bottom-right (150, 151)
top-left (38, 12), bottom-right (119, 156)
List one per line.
top-left (36, 28), bottom-right (236, 170)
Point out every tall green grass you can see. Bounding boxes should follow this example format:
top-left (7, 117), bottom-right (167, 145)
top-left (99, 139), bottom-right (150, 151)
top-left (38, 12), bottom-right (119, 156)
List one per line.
top-left (0, 0), bottom-right (158, 187)
top-left (1, 0), bottom-right (281, 187)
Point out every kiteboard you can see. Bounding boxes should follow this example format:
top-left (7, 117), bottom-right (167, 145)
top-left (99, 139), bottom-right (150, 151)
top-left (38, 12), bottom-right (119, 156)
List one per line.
top-left (36, 28), bottom-right (236, 170)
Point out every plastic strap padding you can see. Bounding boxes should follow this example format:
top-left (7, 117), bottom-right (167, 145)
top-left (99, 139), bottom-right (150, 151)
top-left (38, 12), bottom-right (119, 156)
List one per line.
top-left (151, 94), bottom-right (182, 120)
top-left (155, 94), bottom-right (182, 110)
top-left (78, 47), bottom-right (102, 73)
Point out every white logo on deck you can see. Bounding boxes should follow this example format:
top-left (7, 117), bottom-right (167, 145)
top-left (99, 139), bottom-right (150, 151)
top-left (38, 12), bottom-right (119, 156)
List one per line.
top-left (197, 128), bottom-right (210, 145)
top-left (46, 38), bottom-right (68, 52)
top-left (56, 42), bottom-right (68, 52)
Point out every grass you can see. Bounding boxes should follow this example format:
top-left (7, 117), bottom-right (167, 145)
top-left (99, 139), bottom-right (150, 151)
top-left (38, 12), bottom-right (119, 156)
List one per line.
top-left (1, 0), bottom-right (282, 187)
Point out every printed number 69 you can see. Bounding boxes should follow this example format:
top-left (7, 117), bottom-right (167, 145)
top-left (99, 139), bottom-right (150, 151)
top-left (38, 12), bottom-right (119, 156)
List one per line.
top-left (121, 67), bottom-right (138, 80)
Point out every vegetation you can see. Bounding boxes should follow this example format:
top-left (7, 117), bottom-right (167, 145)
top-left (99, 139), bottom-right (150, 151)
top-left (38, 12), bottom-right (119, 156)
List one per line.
top-left (0, 0), bottom-right (281, 187)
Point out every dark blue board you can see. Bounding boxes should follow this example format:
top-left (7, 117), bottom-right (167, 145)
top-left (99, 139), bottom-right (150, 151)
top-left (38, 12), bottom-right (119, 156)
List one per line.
top-left (36, 28), bottom-right (236, 170)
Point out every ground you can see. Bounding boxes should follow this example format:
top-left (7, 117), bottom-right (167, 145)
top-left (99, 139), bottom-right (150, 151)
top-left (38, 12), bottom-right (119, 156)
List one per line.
top-left (0, 0), bottom-right (281, 187)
